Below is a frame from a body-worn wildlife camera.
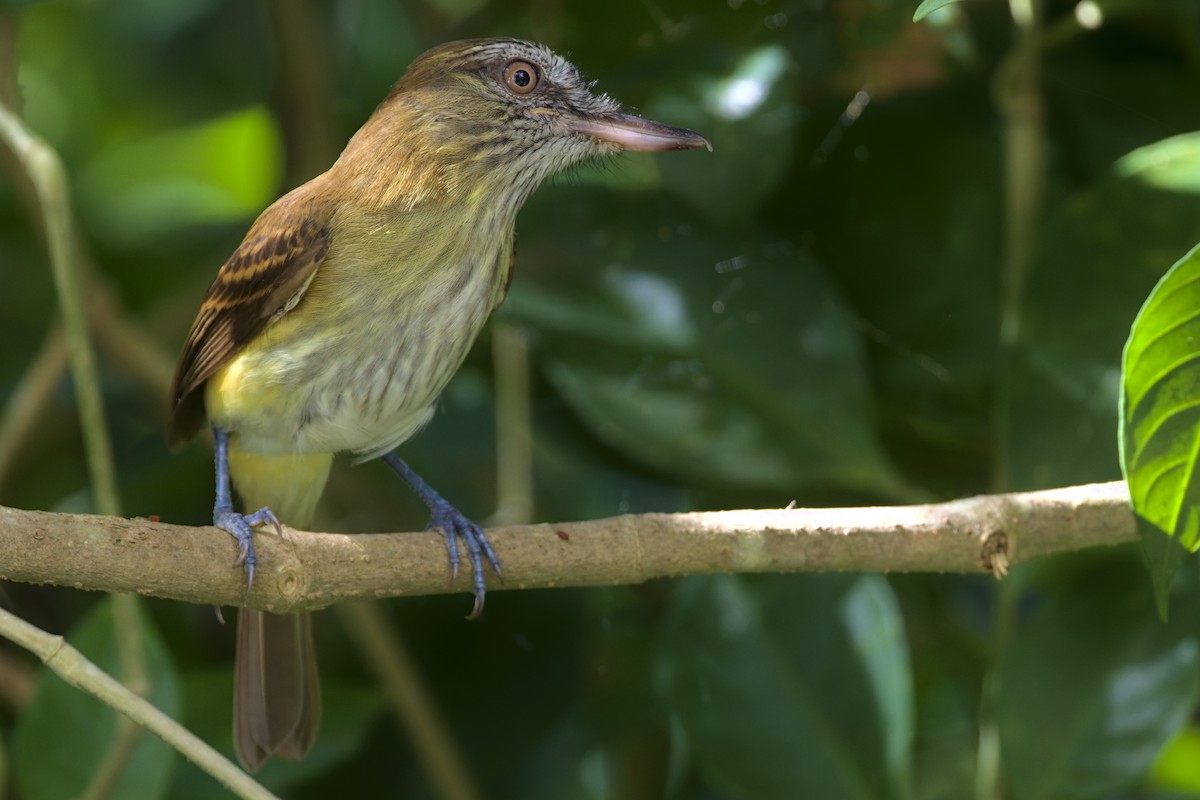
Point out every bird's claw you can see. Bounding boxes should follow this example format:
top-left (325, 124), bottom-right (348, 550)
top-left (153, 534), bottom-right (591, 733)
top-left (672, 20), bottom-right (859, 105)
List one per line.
top-left (214, 506), bottom-right (281, 589)
top-left (380, 452), bottom-right (502, 619)
top-left (427, 502), bottom-right (502, 619)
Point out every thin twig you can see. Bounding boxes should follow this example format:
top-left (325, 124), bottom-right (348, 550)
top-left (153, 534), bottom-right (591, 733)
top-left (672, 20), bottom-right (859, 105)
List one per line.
top-left (984, 4), bottom-right (1046, 796)
top-left (0, 99), bottom-right (120, 518)
top-left (488, 322), bottom-right (534, 526)
top-left (0, 606), bottom-right (277, 800)
top-left (1, 67), bottom-right (178, 800)
top-left (82, 594), bottom-right (150, 800)
top-left (0, 278), bottom-right (176, 493)
top-left (991, 0), bottom-right (1046, 494)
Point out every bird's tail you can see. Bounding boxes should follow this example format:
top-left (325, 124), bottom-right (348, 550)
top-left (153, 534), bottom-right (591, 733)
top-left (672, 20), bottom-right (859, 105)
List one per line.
top-left (228, 446), bottom-right (331, 772)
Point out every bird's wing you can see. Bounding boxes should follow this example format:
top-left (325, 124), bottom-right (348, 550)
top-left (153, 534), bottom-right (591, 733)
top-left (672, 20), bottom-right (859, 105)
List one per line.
top-left (168, 211), bottom-right (331, 445)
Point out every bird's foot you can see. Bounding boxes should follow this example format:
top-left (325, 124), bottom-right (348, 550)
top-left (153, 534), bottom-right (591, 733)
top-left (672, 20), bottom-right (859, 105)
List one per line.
top-left (381, 452), bottom-right (502, 618)
top-left (214, 506), bottom-right (282, 589)
top-left (427, 498), bottom-right (502, 620)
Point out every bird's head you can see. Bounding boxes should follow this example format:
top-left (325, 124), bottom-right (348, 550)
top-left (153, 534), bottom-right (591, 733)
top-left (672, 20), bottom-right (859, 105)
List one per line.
top-left (337, 38), bottom-right (709, 210)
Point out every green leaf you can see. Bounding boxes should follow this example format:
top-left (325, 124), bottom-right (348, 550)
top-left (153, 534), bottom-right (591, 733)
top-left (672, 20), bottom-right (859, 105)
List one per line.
top-left (510, 193), bottom-right (913, 499)
top-left (997, 564), bottom-right (1200, 800)
top-left (1136, 513), bottom-right (1186, 620)
top-left (1121, 243), bottom-right (1200, 553)
top-left (1115, 132), bottom-right (1200, 195)
top-left (913, 0), bottom-right (964, 22)
top-left (1121, 242), bottom-right (1200, 613)
top-left (658, 575), bottom-right (913, 800)
top-left (12, 598), bottom-right (180, 800)
top-left (843, 576), bottom-right (914, 794)
top-left (800, 87), bottom-right (1007, 497)
top-left (912, 679), bottom-right (978, 800)
top-left (1151, 723), bottom-right (1200, 794)
top-left (647, 44), bottom-right (800, 221)
top-left (78, 107), bottom-right (283, 245)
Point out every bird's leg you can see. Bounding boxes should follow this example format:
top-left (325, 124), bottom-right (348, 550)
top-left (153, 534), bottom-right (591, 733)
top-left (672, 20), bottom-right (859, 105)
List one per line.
top-left (381, 451), bottom-right (502, 619)
top-left (212, 426), bottom-right (282, 588)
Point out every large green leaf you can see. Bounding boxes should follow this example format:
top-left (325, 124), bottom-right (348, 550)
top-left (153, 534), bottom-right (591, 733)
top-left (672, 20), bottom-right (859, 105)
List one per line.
top-left (1152, 722), bottom-right (1200, 795)
top-left (841, 576), bottom-right (914, 793)
top-left (647, 43), bottom-right (800, 223)
top-left (1136, 513), bottom-right (1187, 620)
top-left (12, 598), bottom-right (181, 800)
top-left (913, 0), bottom-right (963, 22)
top-left (658, 575), bottom-right (913, 800)
top-left (77, 107), bottom-right (283, 245)
top-left (796, 86), bottom-right (1006, 497)
top-left (509, 192), bottom-right (912, 499)
top-left (1121, 242), bottom-right (1200, 606)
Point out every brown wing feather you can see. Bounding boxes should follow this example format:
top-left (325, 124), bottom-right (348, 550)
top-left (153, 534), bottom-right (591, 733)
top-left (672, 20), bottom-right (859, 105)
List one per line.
top-left (168, 208), bottom-right (331, 445)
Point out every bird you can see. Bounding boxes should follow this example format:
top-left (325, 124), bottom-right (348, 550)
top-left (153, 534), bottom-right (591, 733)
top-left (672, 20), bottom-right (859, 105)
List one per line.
top-left (168, 37), bottom-right (709, 771)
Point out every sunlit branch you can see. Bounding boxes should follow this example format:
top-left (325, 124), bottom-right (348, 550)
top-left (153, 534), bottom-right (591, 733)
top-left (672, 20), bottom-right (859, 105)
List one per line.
top-left (0, 481), bottom-right (1136, 613)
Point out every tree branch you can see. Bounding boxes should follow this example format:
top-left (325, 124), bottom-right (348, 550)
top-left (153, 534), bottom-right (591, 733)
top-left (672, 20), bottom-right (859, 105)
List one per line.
top-left (1, 481), bottom-right (1136, 613)
top-left (0, 605), bottom-right (277, 800)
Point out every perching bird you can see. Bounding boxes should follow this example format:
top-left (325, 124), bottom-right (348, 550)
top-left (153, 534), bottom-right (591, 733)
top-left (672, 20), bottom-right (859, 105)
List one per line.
top-left (168, 37), bottom-right (709, 771)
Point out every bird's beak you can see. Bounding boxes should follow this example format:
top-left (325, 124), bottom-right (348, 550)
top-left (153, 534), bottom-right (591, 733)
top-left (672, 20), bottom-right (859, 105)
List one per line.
top-left (566, 112), bottom-right (712, 152)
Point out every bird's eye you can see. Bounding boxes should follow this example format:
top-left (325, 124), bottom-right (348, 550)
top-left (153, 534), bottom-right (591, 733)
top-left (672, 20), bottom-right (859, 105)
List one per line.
top-left (503, 60), bottom-right (539, 95)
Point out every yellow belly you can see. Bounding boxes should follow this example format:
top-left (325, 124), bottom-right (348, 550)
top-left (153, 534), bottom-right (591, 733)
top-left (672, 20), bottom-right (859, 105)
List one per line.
top-left (207, 200), bottom-right (514, 461)
top-left (207, 263), bottom-right (500, 458)
top-left (206, 312), bottom-right (445, 458)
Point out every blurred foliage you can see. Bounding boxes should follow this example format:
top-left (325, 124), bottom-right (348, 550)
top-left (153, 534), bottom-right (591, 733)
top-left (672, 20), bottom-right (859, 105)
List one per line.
top-left (12, 598), bottom-right (180, 800)
top-left (2, 0), bottom-right (1200, 798)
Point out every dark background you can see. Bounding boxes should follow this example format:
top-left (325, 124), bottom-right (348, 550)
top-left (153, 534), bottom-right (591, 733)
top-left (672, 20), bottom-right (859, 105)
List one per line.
top-left (3, 0), bottom-right (1200, 797)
